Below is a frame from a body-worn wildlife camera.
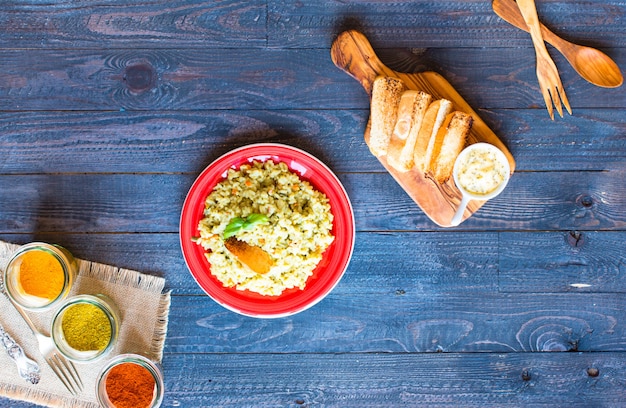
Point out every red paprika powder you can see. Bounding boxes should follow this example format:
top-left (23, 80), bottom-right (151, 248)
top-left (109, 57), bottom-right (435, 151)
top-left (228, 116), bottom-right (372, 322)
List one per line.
top-left (104, 361), bottom-right (156, 408)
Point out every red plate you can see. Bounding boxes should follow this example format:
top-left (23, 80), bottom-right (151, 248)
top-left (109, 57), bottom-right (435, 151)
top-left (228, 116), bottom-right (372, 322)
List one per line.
top-left (180, 143), bottom-right (355, 318)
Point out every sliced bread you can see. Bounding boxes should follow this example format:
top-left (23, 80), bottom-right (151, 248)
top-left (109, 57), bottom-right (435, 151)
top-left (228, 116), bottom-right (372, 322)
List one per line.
top-left (368, 76), bottom-right (407, 157)
top-left (428, 111), bottom-right (473, 183)
top-left (413, 99), bottom-right (453, 172)
top-left (387, 90), bottom-right (431, 172)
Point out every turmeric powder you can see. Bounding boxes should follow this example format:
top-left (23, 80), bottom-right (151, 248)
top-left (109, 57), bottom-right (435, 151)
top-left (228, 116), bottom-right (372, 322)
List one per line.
top-left (18, 250), bottom-right (65, 300)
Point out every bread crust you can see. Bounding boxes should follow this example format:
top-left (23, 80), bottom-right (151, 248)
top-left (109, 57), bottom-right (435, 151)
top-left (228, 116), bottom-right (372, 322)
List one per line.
top-left (369, 76), bottom-right (407, 157)
top-left (367, 77), bottom-right (473, 184)
top-left (428, 111), bottom-right (473, 183)
top-left (387, 90), bottom-right (431, 172)
top-left (413, 99), bottom-right (453, 172)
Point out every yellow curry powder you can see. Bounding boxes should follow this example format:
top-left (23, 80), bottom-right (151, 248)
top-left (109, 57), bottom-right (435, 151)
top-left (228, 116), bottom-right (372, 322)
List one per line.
top-left (61, 303), bottom-right (112, 352)
top-left (18, 250), bottom-right (65, 300)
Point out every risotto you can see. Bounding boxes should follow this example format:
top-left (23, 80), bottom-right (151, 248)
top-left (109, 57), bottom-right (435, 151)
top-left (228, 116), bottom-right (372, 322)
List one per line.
top-left (194, 160), bottom-right (335, 296)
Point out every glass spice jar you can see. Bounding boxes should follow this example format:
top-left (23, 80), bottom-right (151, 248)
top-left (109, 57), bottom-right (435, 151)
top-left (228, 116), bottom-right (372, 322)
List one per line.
top-left (51, 294), bottom-right (120, 363)
top-left (96, 353), bottom-right (164, 408)
top-left (3, 242), bottom-right (77, 311)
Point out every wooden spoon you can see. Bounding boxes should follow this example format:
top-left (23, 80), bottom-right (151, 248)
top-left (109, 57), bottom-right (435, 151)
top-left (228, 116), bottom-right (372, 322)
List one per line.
top-left (493, 0), bottom-right (623, 88)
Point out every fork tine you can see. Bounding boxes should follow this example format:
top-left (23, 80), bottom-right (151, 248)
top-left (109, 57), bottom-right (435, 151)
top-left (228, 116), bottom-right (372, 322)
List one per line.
top-left (557, 85), bottom-right (572, 115)
top-left (47, 354), bottom-right (83, 395)
top-left (551, 86), bottom-right (564, 118)
top-left (540, 86), bottom-right (554, 120)
top-left (57, 354), bottom-right (83, 390)
top-left (47, 356), bottom-right (77, 395)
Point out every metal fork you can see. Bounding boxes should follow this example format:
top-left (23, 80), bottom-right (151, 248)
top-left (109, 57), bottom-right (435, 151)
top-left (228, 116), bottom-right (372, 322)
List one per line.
top-left (0, 277), bottom-right (83, 395)
top-left (0, 321), bottom-right (40, 384)
top-left (9, 303), bottom-right (84, 395)
top-left (516, 0), bottom-right (572, 119)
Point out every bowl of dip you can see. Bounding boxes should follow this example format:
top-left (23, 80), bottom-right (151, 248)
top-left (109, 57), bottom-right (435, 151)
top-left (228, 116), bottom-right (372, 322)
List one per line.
top-left (450, 142), bottom-right (511, 226)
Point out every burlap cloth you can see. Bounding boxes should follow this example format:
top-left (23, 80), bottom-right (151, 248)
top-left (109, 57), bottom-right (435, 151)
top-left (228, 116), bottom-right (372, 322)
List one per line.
top-left (0, 241), bottom-right (171, 408)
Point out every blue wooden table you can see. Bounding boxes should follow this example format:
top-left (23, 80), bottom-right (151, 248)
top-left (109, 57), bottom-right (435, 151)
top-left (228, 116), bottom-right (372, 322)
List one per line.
top-left (1, 1), bottom-right (625, 406)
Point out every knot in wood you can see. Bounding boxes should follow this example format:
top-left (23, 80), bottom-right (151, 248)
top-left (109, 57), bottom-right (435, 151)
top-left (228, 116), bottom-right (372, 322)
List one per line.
top-left (123, 63), bottom-right (156, 93)
top-left (521, 369), bottom-right (531, 381)
top-left (566, 231), bottom-right (585, 248)
top-left (587, 367), bottom-right (599, 377)
top-left (576, 194), bottom-right (594, 209)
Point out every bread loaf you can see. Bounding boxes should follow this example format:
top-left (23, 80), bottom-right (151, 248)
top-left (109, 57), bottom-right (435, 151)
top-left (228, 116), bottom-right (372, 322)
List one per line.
top-left (387, 90), bottom-right (431, 172)
top-left (368, 76), bottom-right (407, 157)
top-left (428, 111), bottom-right (473, 183)
top-left (367, 76), bottom-right (473, 184)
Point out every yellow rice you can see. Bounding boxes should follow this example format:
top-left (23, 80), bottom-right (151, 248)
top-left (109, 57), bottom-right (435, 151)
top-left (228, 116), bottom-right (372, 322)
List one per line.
top-left (195, 160), bottom-right (334, 296)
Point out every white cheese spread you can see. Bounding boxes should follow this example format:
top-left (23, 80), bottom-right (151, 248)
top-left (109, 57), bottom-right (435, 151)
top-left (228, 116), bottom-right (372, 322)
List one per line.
top-left (456, 145), bottom-right (508, 196)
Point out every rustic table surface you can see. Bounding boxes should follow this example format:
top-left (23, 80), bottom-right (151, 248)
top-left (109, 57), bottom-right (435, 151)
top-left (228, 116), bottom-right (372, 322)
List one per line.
top-left (1, 1), bottom-right (625, 407)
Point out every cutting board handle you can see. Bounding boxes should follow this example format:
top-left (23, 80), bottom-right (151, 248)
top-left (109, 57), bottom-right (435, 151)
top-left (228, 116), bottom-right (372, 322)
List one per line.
top-left (331, 30), bottom-right (397, 95)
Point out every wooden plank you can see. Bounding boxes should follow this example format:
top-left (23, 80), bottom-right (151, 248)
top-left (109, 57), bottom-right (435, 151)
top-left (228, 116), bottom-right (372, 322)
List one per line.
top-left (1, 0), bottom-right (624, 50)
top-left (500, 231), bottom-right (626, 293)
top-left (0, 171), bottom-right (623, 233)
top-left (2, 352), bottom-right (625, 407)
top-left (0, 109), bottom-right (624, 174)
top-left (0, 1), bottom-right (266, 48)
top-left (164, 292), bottom-right (626, 353)
top-left (0, 110), bottom-right (369, 175)
top-left (160, 352), bottom-right (626, 406)
top-left (348, 171), bottom-right (626, 231)
top-left (269, 0), bottom-right (626, 49)
top-left (486, 108), bottom-right (626, 172)
top-left (0, 175), bottom-right (189, 233)
top-left (0, 231), bottom-right (500, 296)
top-left (4, 231), bottom-right (623, 296)
top-left (0, 48), bottom-right (624, 111)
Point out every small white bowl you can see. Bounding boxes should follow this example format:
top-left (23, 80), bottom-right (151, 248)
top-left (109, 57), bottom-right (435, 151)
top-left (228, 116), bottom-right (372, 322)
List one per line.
top-left (451, 143), bottom-right (511, 226)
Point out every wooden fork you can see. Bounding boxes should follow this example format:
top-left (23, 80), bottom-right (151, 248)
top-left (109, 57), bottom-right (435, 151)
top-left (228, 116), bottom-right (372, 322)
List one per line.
top-left (516, 0), bottom-right (572, 119)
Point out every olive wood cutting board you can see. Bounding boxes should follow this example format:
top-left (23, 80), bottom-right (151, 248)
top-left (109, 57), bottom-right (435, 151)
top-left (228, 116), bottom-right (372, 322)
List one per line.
top-left (331, 30), bottom-right (516, 227)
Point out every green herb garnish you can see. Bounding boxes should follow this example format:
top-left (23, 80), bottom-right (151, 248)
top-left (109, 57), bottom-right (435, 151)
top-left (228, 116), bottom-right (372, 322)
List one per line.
top-left (223, 213), bottom-right (269, 239)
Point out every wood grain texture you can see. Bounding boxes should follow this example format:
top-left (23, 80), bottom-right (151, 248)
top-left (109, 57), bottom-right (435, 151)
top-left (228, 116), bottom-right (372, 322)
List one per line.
top-left (1, 0), bottom-right (624, 50)
top-left (0, 171), bottom-right (623, 233)
top-left (349, 170), bottom-right (626, 231)
top-left (164, 292), bottom-right (626, 353)
top-left (0, 231), bottom-right (501, 296)
top-left (3, 352), bottom-right (625, 407)
top-left (4, 230), bottom-right (623, 297)
top-left (0, 0), bottom-right (625, 407)
top-left (0, 1), bottom-right (266, 48)
top-left (1, 233), bottom-right (624, 354)
top-left (159, 353), bottom-right (626, 407)
top-left (500, 231), bottom-right (626, 293)
top-left (269, 0), bottom-right (626, 49)
top-left (0, 109), bottom-right (624, 174)
top-left (0, 110), bottom-right (368, 174)
top-left (0, 48), bottom-right (624, 111)
top-left (0, 48), bottom-right (352, 111)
